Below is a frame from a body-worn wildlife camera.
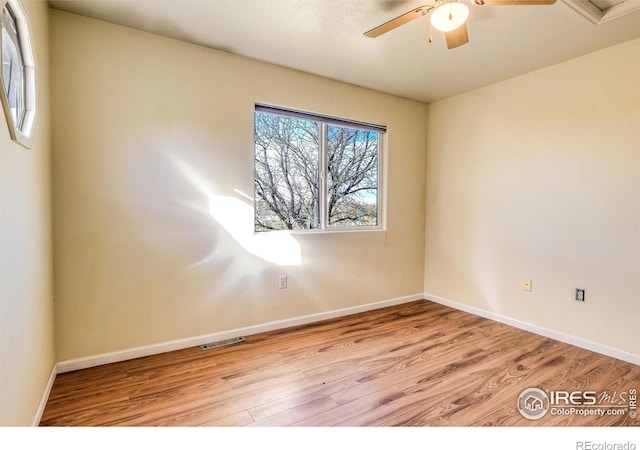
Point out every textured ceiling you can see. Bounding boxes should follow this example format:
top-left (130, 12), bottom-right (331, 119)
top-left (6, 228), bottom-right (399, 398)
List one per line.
top-left (48, 0), bottom-right (640, 103)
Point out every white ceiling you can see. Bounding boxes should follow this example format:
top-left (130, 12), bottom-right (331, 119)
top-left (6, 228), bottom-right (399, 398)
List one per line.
top-left (47, 0), bottom-right (640, 103)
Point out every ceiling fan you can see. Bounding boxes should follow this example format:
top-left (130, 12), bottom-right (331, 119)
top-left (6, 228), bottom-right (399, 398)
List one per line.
top-left (364, 0), bottom-right (557, 50)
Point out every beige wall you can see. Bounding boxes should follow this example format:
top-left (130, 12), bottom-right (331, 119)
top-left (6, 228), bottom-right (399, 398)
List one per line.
top-left (0, 1), bottom-right (54, 426)
top-left (425, 38), bottom-right (640, 355)
top-left (50, 10), bottom-right (428, 361)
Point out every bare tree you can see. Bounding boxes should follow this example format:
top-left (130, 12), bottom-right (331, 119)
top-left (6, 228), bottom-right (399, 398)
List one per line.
top-left (327, 126), bottom-right (378, 226)
top-left (254, 113), bottom-right (319, 230)
top-left (254, 113), bottom-right (378, 231)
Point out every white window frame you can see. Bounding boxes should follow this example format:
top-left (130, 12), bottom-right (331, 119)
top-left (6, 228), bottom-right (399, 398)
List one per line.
top-left (0, 0), bottom-right (36, 148)
top-left (254, 104), bottom-right (386, 233)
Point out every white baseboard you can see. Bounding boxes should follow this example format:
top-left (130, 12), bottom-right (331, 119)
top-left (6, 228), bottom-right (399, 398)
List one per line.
top-left (425, 293), bottom-right (639, 366)
top-left (32, 364), bottom-right (57, 426)
top-left (56, 293), bottom-right (424, 374)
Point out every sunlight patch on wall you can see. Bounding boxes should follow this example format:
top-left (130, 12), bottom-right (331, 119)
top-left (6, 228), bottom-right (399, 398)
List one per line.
top-left (208, 195), bottom-right (301, 266)
top-left (169, 152), bottom-right (301, 266)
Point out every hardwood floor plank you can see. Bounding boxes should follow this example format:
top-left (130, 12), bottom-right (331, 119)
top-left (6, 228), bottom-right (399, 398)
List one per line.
top-left (201, 411), bottom-right (255, 427)
top-left (40, 300), bottom-right (640, 427)
top-left (249, 396), bottom-right (340, 426)
top-left (330, 337), bottom-right (557, 426)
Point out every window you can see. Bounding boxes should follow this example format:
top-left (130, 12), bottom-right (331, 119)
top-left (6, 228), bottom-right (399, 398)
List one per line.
top-left (254, 105), bottom-right (385, 232)
top-left (0, 0), bottom-right (36, 148)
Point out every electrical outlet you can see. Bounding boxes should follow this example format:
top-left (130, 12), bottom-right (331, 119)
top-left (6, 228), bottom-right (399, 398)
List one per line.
top-left (576, 289), bottom-right (585, 302)
top-left (279, 275), bottom-right (287, 289)
top-left (522, 279), bottom-right (532, 292)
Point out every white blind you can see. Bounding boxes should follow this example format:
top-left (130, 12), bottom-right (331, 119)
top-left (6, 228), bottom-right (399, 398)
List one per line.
top-left (255, 104), bottom-right (387, 134)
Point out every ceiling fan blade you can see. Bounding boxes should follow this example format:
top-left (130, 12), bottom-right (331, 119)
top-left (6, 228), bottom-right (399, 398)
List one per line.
top-left (364, 6), bottom-right (431, 38)
top-left (445, 23), bottom-right (469, 49)
top-left (473, 0), bottom-right (556, 5)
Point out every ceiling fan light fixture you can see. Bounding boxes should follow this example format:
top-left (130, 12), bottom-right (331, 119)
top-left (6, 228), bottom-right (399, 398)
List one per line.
top-left (430, 1), bottom-right (469, 32)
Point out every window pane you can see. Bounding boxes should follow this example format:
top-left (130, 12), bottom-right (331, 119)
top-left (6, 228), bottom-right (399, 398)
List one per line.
top-left (254, 112), bottom-right (320, 231)
top-left (327, 126), bottom-right (379, 227)
top-left (1, 5), bottom-right (25, 129)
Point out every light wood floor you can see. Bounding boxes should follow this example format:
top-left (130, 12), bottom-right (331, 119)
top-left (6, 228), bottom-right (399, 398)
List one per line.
top-left (40, 300), bottom-right (640, 426)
